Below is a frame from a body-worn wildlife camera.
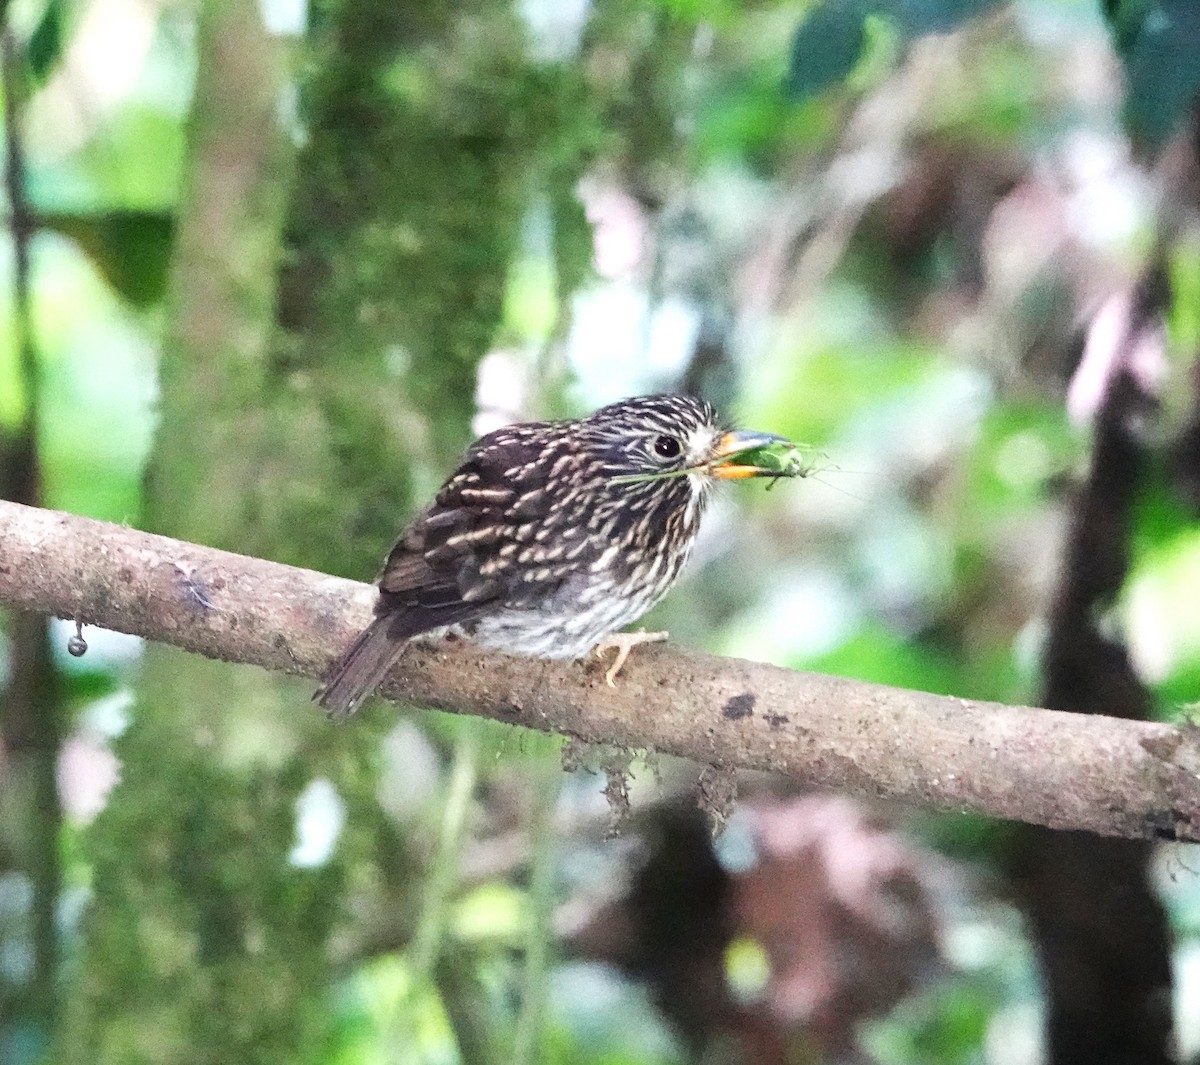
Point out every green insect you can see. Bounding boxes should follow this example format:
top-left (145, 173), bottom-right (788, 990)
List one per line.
top-left (610, 438), bottom-right (820, 487)
top-left (718, 442), bottom-right (815, 480)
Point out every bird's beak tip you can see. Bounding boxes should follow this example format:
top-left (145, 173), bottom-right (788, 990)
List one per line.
top-left (707, 429), bottom-right (792, 480)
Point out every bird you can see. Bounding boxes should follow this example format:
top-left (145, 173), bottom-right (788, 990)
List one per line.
top-left (315, 394), bottom-right (787, 718)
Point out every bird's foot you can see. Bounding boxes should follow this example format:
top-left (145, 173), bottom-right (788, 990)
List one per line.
top-left (593, 630), bottom-right (668, 686)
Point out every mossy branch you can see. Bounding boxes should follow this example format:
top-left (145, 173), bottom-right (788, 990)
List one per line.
top-left (2, 498), bottom-right (1199, 841)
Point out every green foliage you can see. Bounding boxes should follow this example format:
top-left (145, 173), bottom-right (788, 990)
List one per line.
top-left (40, 104), bottom-right (187, 210)
top-left (1124, 517), bottom-right (1200, 710)
top-left (806, 620), bottom-right (964, 695)
top-left (60, 739), bottom-right (343, 1065)
top-left (788, 0), bottom-right (1007, 101)
top-left (960, 402), bottom-right (1082, 529)
top-left (864, 977), bottom-right (997, 1065)
top-left (6, 0), bottom-right (1200, 1062)
top-left (1168, 239), bottom-right (1200, 354)
top-left (1104, 0), bottom-right (1200, 145)
top-left (743, 332), bottom-right (951, 448)
top-left (26, 0), bottom-right (66, 85)
top-left (41, 212), bottom-right (174, 309)
top-left (787, 0), bottom-right (870, 101)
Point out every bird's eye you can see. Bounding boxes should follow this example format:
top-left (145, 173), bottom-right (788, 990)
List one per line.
top-left (653, 435), bottom-right (682, 459)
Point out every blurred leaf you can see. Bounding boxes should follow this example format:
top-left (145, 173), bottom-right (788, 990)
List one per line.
top-left (1169, 218), bottom-right (1200, 354)
top-left (787, 0), bottom-right (870, 100)
top-left (863, 976), bottom-right (995, 1065)
top-left (60, 664), bottom-right (122, 705)
top-left (0, 235), bottom-right (157, 520)
top-left (542, 963), bottom-right (685, 1065)
top-left (960, 401), bottom-right (1080, 529)
top-left (1124, 526), bottom-right (1200, 708)
top-left (803, 621), bottom-right (964, 696)
top-left (912, 809), bottom-right (1018, 863)
top-left (72, 105), bottom-right (185, 208)
top-left (1106, 0), bottom-right (1200, 144)
top-left (699, 69), bottom-right (835, 168)
top-left (894, 0), bottom-right (1006, 35)
top-left (1131, 471), bottom-right (1195, 556)
top-left (453, 882), bottom-right (524, 943)
top-left (659, 0), bottom-right (738, 22)
top-left (27, 0), bottom-right (65, 84)
top-left (742, 336), bottom-right (948, 448)
top-left (41, 211), bottom-right (175, 308)
top-left (1103, 0), bottom-right (1155, 51)
top-left (788, 0), bottom-right (1010, 102)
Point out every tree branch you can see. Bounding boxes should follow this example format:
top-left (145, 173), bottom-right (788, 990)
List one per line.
top-left (2, 498), bottom-right (1198, 841)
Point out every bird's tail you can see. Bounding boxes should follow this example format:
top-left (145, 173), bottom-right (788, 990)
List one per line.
top-left (314, 617), bottom-right (405, 720)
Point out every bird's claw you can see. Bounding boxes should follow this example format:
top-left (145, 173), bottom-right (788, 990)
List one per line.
top-left (593, 630), bottom-right (668, 686)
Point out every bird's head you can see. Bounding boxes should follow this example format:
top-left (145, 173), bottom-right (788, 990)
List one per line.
top-left (580, 394), bottom-right (789, 487)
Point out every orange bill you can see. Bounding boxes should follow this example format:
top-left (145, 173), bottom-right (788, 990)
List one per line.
top-left (707, 430), bottom-right (793, 479)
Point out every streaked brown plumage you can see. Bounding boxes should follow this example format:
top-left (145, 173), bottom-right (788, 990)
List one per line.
top-left (315, 394), bottom-right (783, 718)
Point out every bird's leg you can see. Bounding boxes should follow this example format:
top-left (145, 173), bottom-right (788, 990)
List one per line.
top-left (593, 629), bottom-right (668, 686)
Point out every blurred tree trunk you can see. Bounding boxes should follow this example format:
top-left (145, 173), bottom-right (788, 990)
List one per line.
top-left (56, 2), bottom-right (330, 1061)
top-left (58, 0), bottom-right (551, 1060)
top-left (1010, 281), bottom-right (1175, 1065)
top-left (272, 0), bottom-right (530, 568)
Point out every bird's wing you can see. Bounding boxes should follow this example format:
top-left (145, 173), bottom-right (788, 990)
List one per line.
top-left (374, 520), bottom-right (493, 640)
top-left (374, 435), bottom-right (544, 639)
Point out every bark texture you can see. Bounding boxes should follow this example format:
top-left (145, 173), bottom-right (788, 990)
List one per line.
top-left (3, 498), bottom-right (1199, 841)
